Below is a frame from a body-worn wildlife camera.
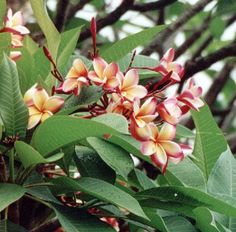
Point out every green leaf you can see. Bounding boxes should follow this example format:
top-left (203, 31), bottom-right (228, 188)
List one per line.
top-left (58, 86), bottom-right (103, 115)
top-left (0, 54), bottom-right (28, 138)
top-left (15, 141), bottom-right (64, 168)
top-left (0, 220), bottom-right (28, 232)
top-left (163, 216), bottom-right (197, 232)
top-left (57, 26), bottom-right (82, 71)
top-left (101, 25), bottom-right (165, 62)
top-left (209, 17), bottom-right (225, 39)
top-left (193, 207), bottom-right (221, 232)
top-left (31, 116), bottom-right (121, 156)
top-left (166, 157), bottom-right (206, 191)
top-left (23, 35), bottom-right (39, 55)
top-left (0, 184), bottom-right (26, 212)
top-left (191, 103), bottom-right (228, 179)
top-left (53, 204), bottom-right (116, 232)
top-left (207, 147), bottom-right (236, 230)
top-left (0, 33), bottom-right (11, 60)
top-left (217, 0), bottom-right (236, 15)
top-left (74, 146), bottom-right (116, 184)
top-left (136, 186), bottom-right (236, 218)
top-left (0, 1), bottom-right (6, 29)
top-left (87, 137), bottom-right (134, 179)
top-left (176, 124), bottom-right (195, 139)
top-left (51, 176), bottom-right (148, 219)
top-left (29, 0), bottom-right (60, 59)
top-left (92, 113), bottom-right (129, 134)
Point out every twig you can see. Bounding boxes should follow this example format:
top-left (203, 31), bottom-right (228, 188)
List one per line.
top-left (141, 0), bottom-right (213, 55)
top-left (78, 0), bottom-right (135, 42)
top-left (54, 0), bottom-right (70, 32)
top-left (30, 218), bottom-right (60, 232)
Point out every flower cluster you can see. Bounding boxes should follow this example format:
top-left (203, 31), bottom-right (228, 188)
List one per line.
top-left (18, 16), bottom-right (204, 172)
top-left (0, 8), bottom-right (30, 61)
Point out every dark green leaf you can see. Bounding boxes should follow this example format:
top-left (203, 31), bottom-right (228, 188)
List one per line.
top-left (0, 54), bottom-right (28, 138)
top-left (0, 220), bottom-right (28, 232)
top-left (0, 1), bottom-right (6, 29)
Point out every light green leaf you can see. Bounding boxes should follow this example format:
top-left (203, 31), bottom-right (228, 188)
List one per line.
top-left (193, 207), bottom-right (221, 232)
top-left (51, 176), bottom-right (148, 219)
top-left (101, 25), bottom-right (165, 62)
top-left (0, 33), bottom-right (11, 61)
top-left (53, 204), bottom-right (116, 232)
top-left (176, 124), bottom-right (195, 139)
top-left (15, 141), bottom-right (64, 168)
top-left (0, 184), bottom-right (26, 212)
top-left (29, 0), bottom-right (60, 59)
top-left (209, 17), bottom-right (225, 39)
top-left (87, 137), bottom-right (134, 179)
top-left (192, 103), bottom-right (228, 179)
top-left (23, 35), bottom-right (39, 55)
top-left (0, 54), bottom-right (28, 138)
top-left (74, 146), bottom-right (116, 184)
top-left (0, 1), bottom-right (6, 29)
top-left (207, 147), bottom-right (236, 230)
top-left (136, 186), bottom-right (236, 218)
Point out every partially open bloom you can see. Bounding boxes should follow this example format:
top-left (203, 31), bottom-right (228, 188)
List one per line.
top-left (88, 57), bottom-right (120, 90)
top-left (141, 123), bottom-right (184, 173)
top-left (177, 78), bottom-right (204, 113)
top-left (9, 51), bottom-right (21, 61)
top-left (62, 59), bottom-right (89, 95)
top-left (157, 98), bottom-right (182, 125)
top-left (117, 69), bottom-right (147, 101)
top-left (24, 86), bottom-right (64, 129)
top-left (131, 97), bottom-right (158, 128)
top-left (101, 218), bottom-right (119, 231)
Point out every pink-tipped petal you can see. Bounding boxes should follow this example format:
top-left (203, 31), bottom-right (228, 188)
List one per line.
top-left (41, 111), bottom-right (53, 122)
top-left (158, 123), bottom-right (176, 141)
top-left (33, 88), bottom-right (49, 111)
top-left (122, 85), bottom-right (147, 101)
top-left (62, 78), bottom-right (78, 92)
top-left (73, 59), bottom-right (88, 77)
top-left (9, 51), bottom-right (21, 61)
top-left (28, 106), bottom-right (40, 116)
top-left (11, 11), bottom-right (23, 26)
top-left (104, 77), bottom-right (119, 90)
top-left (28, 113), bottom-right (42, 129)
top-left (141, 141), bottom-right (156, 156)
top-left (139, 97), bottom-right (157, 115)
top-left (151, 147), bottom-right (168, 173)
top-left (123, 69), bottom-right (139, 88)
top-left (162, 48), bottom-right (175, 63)
top-left (103, 62), bottom-right (119, 78)
top-left (24, 85), bottom-right (37, 106)
top-left (43, 96), bottom-right (64, 113)
top-left (93, 57), bottom-right (107, 77)
top-left (160, 141), bottom-right (183, 158)
top-left (130, 121), bottom-right (151, 141)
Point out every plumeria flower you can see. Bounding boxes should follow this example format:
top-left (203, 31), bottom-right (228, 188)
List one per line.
top-left (157, 98), bottom-right (182, 125)
top-left (101, 218), bottom-right (119, 231)
top-left (177, 78), bottom-right (204, 113)
top-left (88, 57), bottom-right (120, 90)
top-left (140, 123), bottom-right (184, 173)
top-left (24, 85), bottom-right (64, 129)
top-left (116, 69), bottom-right (147, 101)
top-left (131, 97), bottom-right (158, 128)
top-left (4, 8), bottom-right (30, 35)
top-left (62, 59), bottom-right (89, 96)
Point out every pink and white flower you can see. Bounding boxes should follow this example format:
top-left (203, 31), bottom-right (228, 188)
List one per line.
top-left (177, 78), bottom-right (204, 113)
top-left (24, 86), bottom-right (64, 129)
top-left (116, 69), bottom-right (147, 101)
top-left (88, 57), bottom-right (120, 90)
top-left (140, 123), bottom-right (184, 173)
top-left (62, 59), bottom-right (89, 96)
top-left (157, 98), bottom-right (182, 125)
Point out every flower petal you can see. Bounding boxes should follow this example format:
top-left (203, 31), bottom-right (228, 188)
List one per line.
top-left (24, 84), bottom-right (37, 106)
top-left (93, 57), bottom-right (107, 77)
top-left (122, 85), bottom-right (147, 101)
top-left (103, 62), bottom-right (119, 79)
top-left (141, 141), bottom-right (156, 156)
top-left (62, 78), bottom-right (78, 92)
top-left (162, 48), bottom-right (175, 63)
top-left (130, 121), bottom-right (151, 141)
top-left (73, 59), bottom-right (88, 77)
top-left (41, 111), bottom-right (53, 122)
top-left (160, 141), bottom-right (183, 158)
top-left (33, 88), bottom-right (49, 111)
top-left (123, 69), bottom-right (139, 89)
top-left (139, 97), bottom-right (157, 115)
top-left (28, 113), bottom-right (41, 129)
top-left (150, 146), bottom-right (168, 173)
top-left (158, 123), bottom-right (176, 140)
top-left (28, 106), bottom-right (40, 116)
top-left (43, 96), bottom-right (64, 113)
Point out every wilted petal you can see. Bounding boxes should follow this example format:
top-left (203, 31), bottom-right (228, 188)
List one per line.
top-left (33, 88), bottom-right (49, 111)
top-left (44, 96), bottom-right (64, 113)
top-left (158, 123), bottom-right (176, 141)
top-left (28, 113), bottom-right (42, 129)
top-left (93, 57), bottom-right (107, 77)
top-left (141, 141), bottom-right (156, 156)
top-left (122, 69), bottom-right (139, 89)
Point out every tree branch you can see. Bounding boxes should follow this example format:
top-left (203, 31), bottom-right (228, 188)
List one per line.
top-left (141, 0), bottom-right (213, 55)
top-left (54, 0), bottom-right (70, 32)
top-left (130, 0), bottom-right (177, 12)
top-left (78, 0), bottom-right (135, 42)
top-left (30, 218), bottom-right (60, 232)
